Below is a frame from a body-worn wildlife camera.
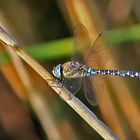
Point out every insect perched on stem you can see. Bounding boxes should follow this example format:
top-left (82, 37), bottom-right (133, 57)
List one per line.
top-left (52, 24), bottom-right (140, 106)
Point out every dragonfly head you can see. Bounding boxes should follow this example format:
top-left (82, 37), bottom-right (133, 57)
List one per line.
top-left (52, 64), bottom-right (62, 78)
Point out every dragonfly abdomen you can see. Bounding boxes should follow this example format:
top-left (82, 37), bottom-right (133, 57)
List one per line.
top-left (95, 69), bottom-right (140, 78)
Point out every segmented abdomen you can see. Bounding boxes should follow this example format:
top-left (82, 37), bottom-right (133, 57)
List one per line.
top-left (95, 69), bottom-right (140, 78)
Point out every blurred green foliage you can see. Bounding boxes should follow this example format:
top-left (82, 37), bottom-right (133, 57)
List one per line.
top-left (27, 38), bottom-right (73, 60)
top-left (110, 24), bottom-right (140, 44)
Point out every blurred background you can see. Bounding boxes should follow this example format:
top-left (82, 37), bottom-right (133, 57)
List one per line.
top-left (0, 0), bottom-right (140, 140)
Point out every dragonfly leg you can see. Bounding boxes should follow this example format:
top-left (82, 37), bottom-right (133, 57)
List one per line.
top-left (51, 78), bottom-right (64, 88)
top-left (54, 78), bottom-right (64, 95)
top-left (57, 78), bottom-right (64, 87)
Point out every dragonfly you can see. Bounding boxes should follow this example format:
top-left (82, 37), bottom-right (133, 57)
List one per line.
top-left (52, 23), bottom-right (140, 106)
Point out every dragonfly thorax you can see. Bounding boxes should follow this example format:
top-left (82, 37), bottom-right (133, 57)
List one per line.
top-left (62, 61), bottom-right (89, 78)
top-left (52, 64), bottom-right (62, 78)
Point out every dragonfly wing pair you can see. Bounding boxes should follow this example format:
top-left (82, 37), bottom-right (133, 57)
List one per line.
top-left (64, 23), bottom-right (111, 106)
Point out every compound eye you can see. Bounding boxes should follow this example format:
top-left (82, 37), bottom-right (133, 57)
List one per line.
top-left (52, 64), bottom-right (62, 78)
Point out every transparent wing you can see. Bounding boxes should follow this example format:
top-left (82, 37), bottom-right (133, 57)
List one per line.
top-left (63, 78), bottom-right (82, 95)
top-left (71, 23), bottom-right (112, 69)
top-left (84, 31), bottom-right (112, 69)
top-left (83, 77), bottom-right (98, 106)
top-left (83, 32), bottom-right (112, 105)
top-left (71, 24), bottom-right (112, 106)
top-left (83, 75), bottom-right (105, 106)
top-left (63, 24), bottom-right (90, 96)
top-left (71, 23), bottom-right (91, 63)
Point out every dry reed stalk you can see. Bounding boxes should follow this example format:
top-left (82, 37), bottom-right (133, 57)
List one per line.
top-left (0, 26), bottom-right (62, 140)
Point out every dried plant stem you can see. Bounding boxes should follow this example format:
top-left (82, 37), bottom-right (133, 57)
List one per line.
top-left (0, 26), bottom-right (119, 140)
top-left (0, 27), bottom-right (62, 140)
